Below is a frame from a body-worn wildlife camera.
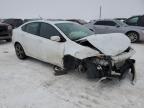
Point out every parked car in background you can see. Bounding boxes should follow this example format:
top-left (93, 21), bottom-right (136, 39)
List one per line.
top-left (66, 19), bottom-right (87, 25)
top-left (0, 22), bottom-right (12, 42)
top-left (47, 19), bottom-right (65, 21)
top-left (114, 18), bottom-right (127, 22)
top-left (12, 20), bottom-right (135, 81)
top-left (2, 19), bottom-right (23, 29)
top-left (23, 18), bottom-right (42, 23)
top-left (124, 15), bottom-right (144, 27)
top-left (0, 19), bottom-right (4, 23)
top-left (85, 19), bottom-right (144, 43)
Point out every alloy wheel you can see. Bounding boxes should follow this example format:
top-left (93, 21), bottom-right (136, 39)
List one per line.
top-left (127, 32), bottom-right (139, 43)
top-left (15, 44), bottom-right (26, 59)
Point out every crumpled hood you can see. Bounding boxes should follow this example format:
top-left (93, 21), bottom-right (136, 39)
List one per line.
top-left (80, 33), bottom-right (131, 56)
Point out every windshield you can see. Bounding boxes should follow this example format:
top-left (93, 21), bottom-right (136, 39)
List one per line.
top-left (55, 23), bottom-right (94, 40)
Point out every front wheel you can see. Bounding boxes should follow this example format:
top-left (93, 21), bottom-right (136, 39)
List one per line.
top-left (14, 43), bottom-right (27, 59)
top-left (126, 32), bottom-right (139, 43)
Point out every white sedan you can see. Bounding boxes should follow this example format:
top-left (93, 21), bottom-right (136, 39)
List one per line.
top-left (12, 20), bottom-right (136, 81)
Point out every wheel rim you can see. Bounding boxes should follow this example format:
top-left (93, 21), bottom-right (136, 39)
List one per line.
top-left (127, 33), bottom-right (138, 42)
top-left (15, 44), bottom-right (24, 58)
top-left (54, 66), bottom-right (65, 72)
top-left (54, 66), bottom-right (60, 71)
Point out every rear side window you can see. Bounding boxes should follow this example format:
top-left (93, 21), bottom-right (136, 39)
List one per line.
top-left (95, 21), bottom-right (116, 26)
top-left (40, 23), bottom-right (62, 39)
top-left (22, 22), bottom-right (40, 35)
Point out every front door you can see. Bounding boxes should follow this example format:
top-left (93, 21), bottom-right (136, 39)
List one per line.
top-left (39, 22), bottom-right (65, 67)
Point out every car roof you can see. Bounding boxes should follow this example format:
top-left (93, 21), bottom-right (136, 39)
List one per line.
top-left (24, 19), bottom-right (74, 25)
top-left (128, 15), bottom-right (144, 18)
top-left (96, 19), bottom-right (116, 21)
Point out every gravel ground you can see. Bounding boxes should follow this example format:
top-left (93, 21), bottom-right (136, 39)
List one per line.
top-left (0, 40), bottom-right (144, 108)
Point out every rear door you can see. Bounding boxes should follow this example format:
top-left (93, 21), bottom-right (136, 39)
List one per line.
top-left (21, 22), bottom-right (42, 58)
top-left (93, 21), bottom-right (108, 34)
top-left (102, 21), bottom-right (121, 33)
top-left (94, 21), bottom-right (118, 34)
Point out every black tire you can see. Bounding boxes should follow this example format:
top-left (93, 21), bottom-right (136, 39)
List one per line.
top-left (14, 43), bottom-right (27, 59)
top-left (53, 66), bottom-right (67, 76)
top-left (126, 32), bottom-right (139, 43)
top-left (6, 39), bottom-right (12, 42)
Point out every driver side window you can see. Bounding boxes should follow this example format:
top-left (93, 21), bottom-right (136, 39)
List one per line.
top-left (40, 23), bottom-right (62, 39)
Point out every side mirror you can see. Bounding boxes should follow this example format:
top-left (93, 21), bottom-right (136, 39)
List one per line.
top-left (50, 36), bottom-right (61, 42)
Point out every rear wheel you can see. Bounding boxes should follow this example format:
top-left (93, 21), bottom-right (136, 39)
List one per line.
top-left (126, 32), bottom-right (139, 43)
top-left (14, 43), bottom-right (27, 59)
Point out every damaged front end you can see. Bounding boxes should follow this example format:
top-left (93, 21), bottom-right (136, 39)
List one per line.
top-left (78, 47), bottom-right (136, 83)
top-left (60, 33), bottom-right (136, 83)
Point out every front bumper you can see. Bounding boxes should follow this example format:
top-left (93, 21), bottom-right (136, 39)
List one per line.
top-left (112, 48), bottom-right (135, 64)
top-left (105, 48), bottom-right (136, 81)
top-left (0, 36), bottom-right (11, 40)
top-left (0, 31), bottom-right (12, 40)
top-left (85, 48), bottom-right (136, 83)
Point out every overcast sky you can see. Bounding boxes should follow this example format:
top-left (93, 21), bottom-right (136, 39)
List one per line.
top-left (0, 0), bottom-right (144, 20)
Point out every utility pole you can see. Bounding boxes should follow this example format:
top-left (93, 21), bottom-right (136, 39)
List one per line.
top-left (99, 5), bottom-right (102, 19)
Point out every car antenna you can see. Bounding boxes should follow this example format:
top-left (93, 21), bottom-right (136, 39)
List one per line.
top-left (99, 5), bottom-right (102, 19)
